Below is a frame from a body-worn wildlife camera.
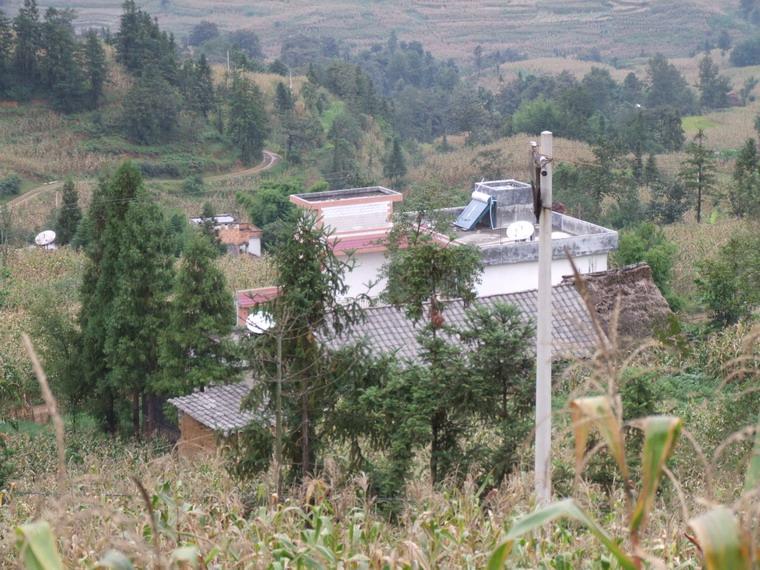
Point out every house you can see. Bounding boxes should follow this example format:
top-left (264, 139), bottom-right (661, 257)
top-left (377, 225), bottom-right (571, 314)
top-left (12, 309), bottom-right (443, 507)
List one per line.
top-left (289, 186), bottom-right (403, 299)
top-left (168, 383), bottom-right (259, 458)
top-left (217, 223), bottom-right (263, 256)
top-left (189, 213), bottom-right (263, 257)
top-left (169, 282), bottom-right (596, 456)
top-left (434, 180), bottom-right (618, 296)
top-left (284, 180), bottom-right (617, 300)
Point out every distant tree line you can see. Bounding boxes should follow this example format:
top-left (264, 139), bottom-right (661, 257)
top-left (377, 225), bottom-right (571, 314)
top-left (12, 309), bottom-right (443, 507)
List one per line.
top-left (0, 0), bottom-right (106, 111)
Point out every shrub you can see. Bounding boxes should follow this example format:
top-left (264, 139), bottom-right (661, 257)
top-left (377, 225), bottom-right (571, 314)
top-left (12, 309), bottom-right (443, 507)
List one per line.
top-left (0, 174), bottom-right (22, 198)
top-left (697, 229), bottom-right (760, 325)
top-left (730, 36), bottom-right (760, 66)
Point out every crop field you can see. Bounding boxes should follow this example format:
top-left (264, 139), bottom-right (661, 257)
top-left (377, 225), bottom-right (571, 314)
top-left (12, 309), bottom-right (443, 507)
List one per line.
top-left (0, 0), bottom-right (745, 64)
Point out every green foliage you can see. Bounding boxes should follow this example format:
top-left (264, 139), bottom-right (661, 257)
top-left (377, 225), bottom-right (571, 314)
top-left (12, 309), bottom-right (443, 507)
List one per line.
top-left (697, 229), bottom-right (760, 325)
top-left (15, 521), bottom-right (64, 570)
top-left (697, 54), bottom-right (731, 110)
top-left (382, 137), bottom-right (407, 187)
top-left (731, 138), bottom-right (760, 218)
top-left (181, 174), bottom-right (205, 195)
top-left (54, 179), bottom-right (81, 246)
top-left (236, 178), bottom-right (299, 251)
top-left (241, 212), bottom-right (362, 480)
top-left (122, 67), bottom-right (181, 145)
top-left (158, 229), bottom-right (237, 394)
top-left (613, 222), bottom-right (677, 302)
top-left (382, 222), bottom-right (482, 324)
top-left (227, 72), bottom-right (270, 166)
top-left (678, 129), bottom-right (717, 223)
top-left (730, 35), bottom-right (760, 67)
top-left (645, 53), bottom-right (696, 114)
top-left (0, 173), bottom-right (21, 198)
top-left (115, 0), bottom-right (177, 82)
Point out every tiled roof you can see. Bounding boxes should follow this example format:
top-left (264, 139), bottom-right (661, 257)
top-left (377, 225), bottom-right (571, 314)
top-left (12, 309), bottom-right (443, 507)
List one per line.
top-left (328, 284), bottom-right (595, 361)
top-left (217, 223), bottom-right (262, 246)
top-left (168, 383), bottom-right (258, 434)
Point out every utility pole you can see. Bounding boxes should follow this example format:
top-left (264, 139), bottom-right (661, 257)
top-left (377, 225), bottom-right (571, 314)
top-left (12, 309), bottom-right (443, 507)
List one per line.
top-left (532, 131), bottom-right (553, 505)
top-left (274, 326), bottom-right (283, 499)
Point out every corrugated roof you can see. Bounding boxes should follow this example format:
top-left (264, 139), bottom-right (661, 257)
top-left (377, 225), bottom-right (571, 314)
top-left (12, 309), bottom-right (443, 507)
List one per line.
top-left (168, 383), bottom-right (258, 434)
top-left (328, 284), bottom-right (595, 361)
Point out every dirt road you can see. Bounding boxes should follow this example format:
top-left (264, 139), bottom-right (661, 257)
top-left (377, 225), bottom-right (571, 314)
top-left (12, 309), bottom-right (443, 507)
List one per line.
top-left (6, 150), bottom-right (281, 210)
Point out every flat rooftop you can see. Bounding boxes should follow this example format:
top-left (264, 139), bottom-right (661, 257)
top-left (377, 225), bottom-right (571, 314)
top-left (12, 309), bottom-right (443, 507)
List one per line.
top-left (291, 186), bottom-right (401, 203)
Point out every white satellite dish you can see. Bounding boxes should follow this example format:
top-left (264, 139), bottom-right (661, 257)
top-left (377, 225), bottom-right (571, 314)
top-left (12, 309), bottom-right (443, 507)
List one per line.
top-left (34, 230), bottom-right (56, 246)
top-left (506, 221), bottom-right (535, 241)
top-left (246, 311), bottom-right (274, 334)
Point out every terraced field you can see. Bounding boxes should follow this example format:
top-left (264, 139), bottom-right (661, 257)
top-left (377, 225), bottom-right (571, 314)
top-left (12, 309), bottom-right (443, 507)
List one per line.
top-left (1, 0), bottom-right (745, 62)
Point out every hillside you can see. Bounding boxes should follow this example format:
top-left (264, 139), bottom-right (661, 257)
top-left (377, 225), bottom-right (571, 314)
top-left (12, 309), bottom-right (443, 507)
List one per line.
top-left (2, 0), bottom-right (748, 62)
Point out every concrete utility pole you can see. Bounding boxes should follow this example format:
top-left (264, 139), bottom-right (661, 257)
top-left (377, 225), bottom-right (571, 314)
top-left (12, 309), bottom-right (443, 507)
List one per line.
top-left (533, 130), bottom-right (553, 505)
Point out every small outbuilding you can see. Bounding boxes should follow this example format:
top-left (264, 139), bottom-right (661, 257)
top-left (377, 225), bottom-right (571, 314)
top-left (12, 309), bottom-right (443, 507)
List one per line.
top-left (168, 383), bottom-right (256, 458)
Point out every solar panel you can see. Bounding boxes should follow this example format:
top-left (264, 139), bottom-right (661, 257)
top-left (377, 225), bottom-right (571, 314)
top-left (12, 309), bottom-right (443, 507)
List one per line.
top-left (454, 194), bottom-right (493, 230)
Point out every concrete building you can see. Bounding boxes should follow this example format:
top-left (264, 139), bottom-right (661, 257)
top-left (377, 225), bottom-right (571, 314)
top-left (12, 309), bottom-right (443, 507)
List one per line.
top-left (435, 180), bottom-right (618, 296)
top-left (289, 186), bottom-right (403, 299)
top-left (189, 214), bottom-right (263, 257)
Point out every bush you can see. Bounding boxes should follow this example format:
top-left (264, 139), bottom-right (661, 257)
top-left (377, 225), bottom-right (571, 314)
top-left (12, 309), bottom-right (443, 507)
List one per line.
top-left (730, 36), bottom-right (760, 66)
top-left (697, 229), bottom-right (760, 325)
top-left (613, 222), bottom-right (679, 306)
top-left (0, 174), bottom-right (21, 198)
top-left (181, 174), bottom-right (205, 195)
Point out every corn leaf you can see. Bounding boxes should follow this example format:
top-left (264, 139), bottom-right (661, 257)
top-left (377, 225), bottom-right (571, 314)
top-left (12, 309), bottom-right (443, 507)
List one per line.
top-left (570, 396), bottom-right (628, 480)
top-left (486, 541), bottom-right (513, 570)
top-left (744, 413), bottom-right (760, 493)
top-left (688, 507), bottom-right (751, 570)
top-left (630, 415), bottom-right (682, 534)
top-left (487, 499), bottom-right (637, 570)
top-left (15, 521), bottom-right (64, 570)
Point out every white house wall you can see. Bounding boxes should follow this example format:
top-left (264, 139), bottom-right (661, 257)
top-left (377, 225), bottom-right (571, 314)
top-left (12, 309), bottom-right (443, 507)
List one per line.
top-left (475, 253), bottom-right (608, 296)
top-left (342, 251), bottom-right (388, 299)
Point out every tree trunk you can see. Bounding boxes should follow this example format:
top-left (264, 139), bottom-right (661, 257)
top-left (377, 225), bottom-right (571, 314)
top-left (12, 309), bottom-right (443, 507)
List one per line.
top-left (301, 377), bottom-right (310, 477)
top-left (132, 391), bottom-right (141, 439)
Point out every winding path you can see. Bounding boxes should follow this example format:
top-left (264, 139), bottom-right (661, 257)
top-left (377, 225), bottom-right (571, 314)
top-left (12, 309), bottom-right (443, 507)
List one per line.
top-left (6, 150), bottom-right (281, 210)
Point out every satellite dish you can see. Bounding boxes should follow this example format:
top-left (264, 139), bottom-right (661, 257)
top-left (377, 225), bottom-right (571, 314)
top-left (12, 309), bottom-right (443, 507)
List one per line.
top-left (246, 311), bottom-right (274, 334)
top-left (34, 230), bottom-right (56, 246)
top-left (506, 221), bottom-right (535, 241)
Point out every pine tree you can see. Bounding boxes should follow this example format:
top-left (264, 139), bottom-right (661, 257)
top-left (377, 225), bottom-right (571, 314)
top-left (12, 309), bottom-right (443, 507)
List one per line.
top-left (678, 129), bottom-right (717, 223)
top-left (383, 137), bottom-right (407, 187)
top-left (0, 12), bottom-right (13, 97)
top-left (122, 66), bottom-right (180, 144)
top-left (227, 72), bottom-right (270, 165)
top-left (105, 189), bottom-right (174, 436)
top-left (731, 138), bottom-right (760, 218)
top-left (78, 163), bottom-right (144, 432)
top-left (82, 30), bottom-right (107, 109)
top-left (158, 229), bottom-right (236, 394)
top-left (13, 0), bottom-right (41, 88)
top-left (194, 54), bottom-right (214, 117)
top-left (697, 54), bottom-right (731, 110)
top-left (42, 7), bottom-right (88, 112)
top-left (274, 81), bottom-right (294, 115)
top-left (55, 179), bottom-right (81, 246)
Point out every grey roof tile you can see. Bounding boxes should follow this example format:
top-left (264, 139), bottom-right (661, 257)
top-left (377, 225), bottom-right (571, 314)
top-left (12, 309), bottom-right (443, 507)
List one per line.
top-left (329, 284), bottom-right (595, 362)
top-left (168, 383), bottom-right (256, 434)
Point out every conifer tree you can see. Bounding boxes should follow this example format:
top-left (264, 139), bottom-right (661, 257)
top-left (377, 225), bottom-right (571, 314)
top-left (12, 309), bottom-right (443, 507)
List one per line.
top-left (82, 30), bottom-right (107, 109)
top-left (13, 0), bottom-right (41, 87)
top-left (383, 137), bottom-right (407, 187)
top-left (678, 129), bottom-right (717, 223)
top-left (105, 189), bottom-right (174, 436)
top-left (78, 163), bottom-right (144, 432)
top-left (159, 229), bottom-right (236, 394)
top-left (697, 54), bottom-right (731, 110)
top-left (227, 72), bottom-right (270, 165)
top-left (55, 179), bottom-right (81, 246)
top-left (275, 81), bottom-right (294, 115)
top-left (42, 7), bottom-right (88, 112)
top-left (123, 66), bottom-right (180, 144)
top-left (0, 12), bottom-right (13, 97)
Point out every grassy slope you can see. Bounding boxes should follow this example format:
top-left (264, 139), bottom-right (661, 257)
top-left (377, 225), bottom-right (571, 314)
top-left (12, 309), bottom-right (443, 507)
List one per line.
top-left (2, 0), bottom-right (745, 63)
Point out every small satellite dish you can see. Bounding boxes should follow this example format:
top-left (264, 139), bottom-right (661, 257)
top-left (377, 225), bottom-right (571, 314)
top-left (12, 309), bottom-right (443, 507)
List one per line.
top-left (246, 311), bottom-right (274, 334)
top-left (34, 230), bottom-right (56, 246)
top-left (551, 231), bottom-right (571, 239)
top-left (506, 221), bottom-right (535, 241)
